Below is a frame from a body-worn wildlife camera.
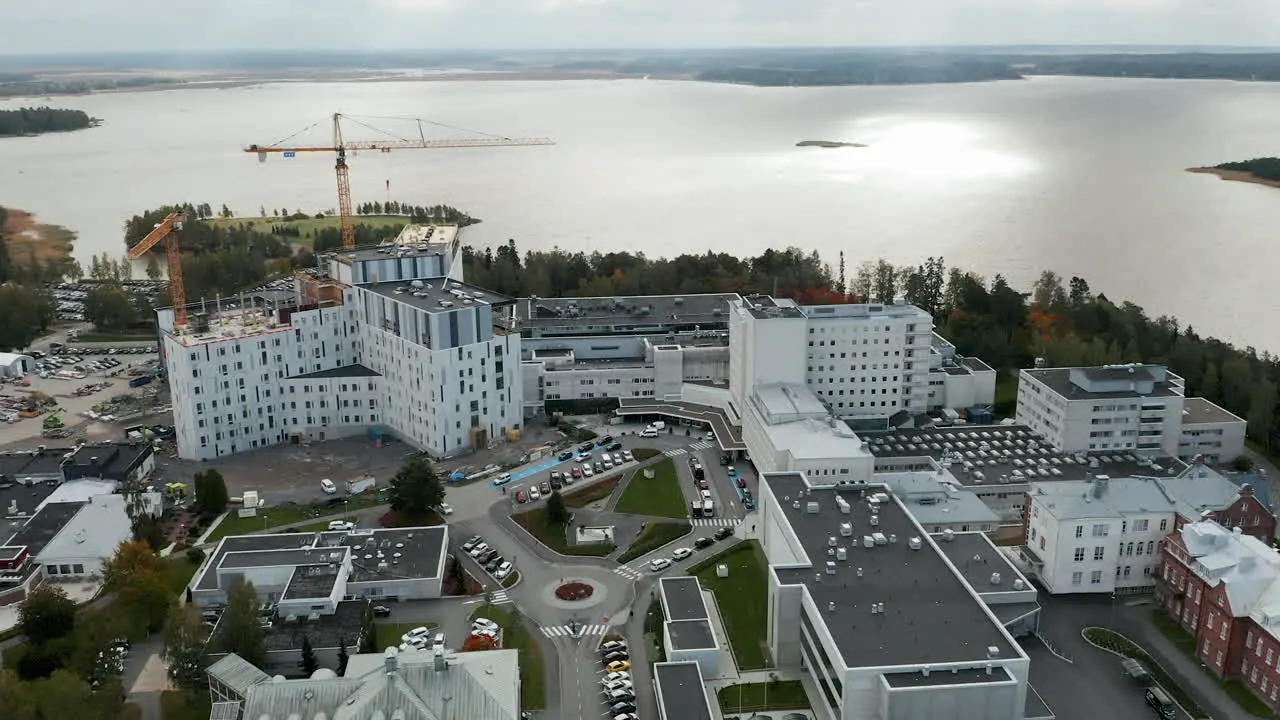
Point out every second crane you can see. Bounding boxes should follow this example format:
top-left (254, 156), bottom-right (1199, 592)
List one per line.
top-left (246, 113), bottom-right (554, 249)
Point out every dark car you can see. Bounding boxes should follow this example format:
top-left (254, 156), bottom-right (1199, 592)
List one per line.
top-left (714, 526), bottom-right (734, 541)
top-left (597, 435), bottom-right (614, 446)
top-left (743, 496), bottom-right (756, 510)
top-left (462, 536), bottom-right (482, 551)
top-left (594, 462), bottom-right (604, 473)
top-left (558, 450), bottom-right (574, 461)
top-left (550, 476), bottom-right (563, 490)
top-left (578, 441), bottom-right (596, 453)
top-left (720, 454), bottom-right (732, 466)
top-left (372, 605), bottom-right (392, 618)
top-left (486, 556), bottom-right (504, 572)
top-left (479, 549), bottom-right (499, 564)
top-left (694, 537), bottom-right (715, 550)
top-left (540, 481), bottom-right (552, 496)
top-left (603, 651), bottom-right (629, 663)
top-left (606, 442), bottom-right (623, 452)
top-left (610, 703), bottom-right (637, 715)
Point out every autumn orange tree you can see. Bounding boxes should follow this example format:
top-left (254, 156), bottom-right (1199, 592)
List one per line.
top-left (102, 540), bottom-right (171, 633)
top-left (460, 634), bottom-right (497, 652)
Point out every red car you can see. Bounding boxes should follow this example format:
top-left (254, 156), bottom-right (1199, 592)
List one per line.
top-left (697, 479), bottom-right (708, 490)
top-left (571, 467), bottom-right (583, 479)
top-left (515, 490), bottom-right (528, 503)
top-left (735, 477), bottom-right (747, 489)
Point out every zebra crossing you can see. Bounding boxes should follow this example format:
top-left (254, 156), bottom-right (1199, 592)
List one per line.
top-left (689, 440), bottom-right (715, 451)
top-left (613, 564), bottom-right (645, 581)
top-left (663, 448), bottom-right (688, 457)
top-left (689, 518), bottom-right (741, 527)
top-left (488, 589), bottom-right (512, 605)
top-left (540, 623), bottom-right (610, 639)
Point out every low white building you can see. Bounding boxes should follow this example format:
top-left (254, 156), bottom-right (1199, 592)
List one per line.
top-left (1179, 397), bottom-right (1247, 464)
top-left (0, 352), bottom-right (33, 378)
top-left (877, 470), bottom-right (1001, 534)
top-left (35, 494), bottom-right (132, 580)
top-left (1021, 467), bottom-right (1257, 595)
top-left (740, 383), bottom-right (875, 481)
top-left (657, 577), bottom-right (721, 677)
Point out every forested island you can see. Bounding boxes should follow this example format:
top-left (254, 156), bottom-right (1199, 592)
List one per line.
top-left (797, 140), bottom-right (866, 149)
top-left (0, 107), bottom-right (98, 137)
top-left (1188, 158), bottom-right (1280, 190)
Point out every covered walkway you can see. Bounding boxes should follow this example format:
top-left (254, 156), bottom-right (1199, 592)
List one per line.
top-left (615, 398), bottom-right (747, 452)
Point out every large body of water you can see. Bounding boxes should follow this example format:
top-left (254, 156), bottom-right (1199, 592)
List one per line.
top-left (3, 76), bottom-right (1280, 348)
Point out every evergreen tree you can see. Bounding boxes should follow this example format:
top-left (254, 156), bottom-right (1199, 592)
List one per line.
top-left (546, 490), bottom-right (570, 525)
top-left (337, 638), bottom-right (350, 675)
top-left (217, 577), bottom-right (267, 669)
top-left (163, 601), bottom-right (209, 692)
top-left (300, 636), bottom-right (318, 676)
top-left (388, 456), bottom-right (445, 520)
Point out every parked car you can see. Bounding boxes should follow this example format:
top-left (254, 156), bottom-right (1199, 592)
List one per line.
top-left (720, 454), bottom-right (732, 466)
top-left (327, 520), bottom-right (356, 531)
top-left (473, 618), bottom-right (499, 633)
top-left (735, 477), bottom-right (747, 489)
top-left (570, 467), bottom-right (583, 479)
top-left (485, 556), bottom-right (504, 573)
top-left (603, 680), bottom-right (633, 692)
top-left (597, 435), bottom-right (614, 446)
top-left (600, 641), bottom-right (628, 653)
top-left (495, 561), bottom-right (513, 579)
top-left (320, 478), bottom-right (337, 494)
top-left (402, 627), bottom-right (432, 643)
top-left (438, 503), bottom-right (454, 515)
top-left (611, 703), bottom-right (637, 715)
top-left (558, 450), bottom-right (574, 461)
top-left (529, 486), bottom-right (541, 501)
top-left (622, 450), bottom-right (634, 462)
top-left (672, 547), bottom-right (693, 561)
top-left (578, 441), bottom-right (596, 453)
top-left (714, 526), bottom-right (735, 541)
top-left (574, 451), bottom-right (592, 462)
top-left (602, 669), bottom-right (630, 680)
top-left (603, 650), bottom-right (630, 663)
top-left (469, 542), bottom-right (490, 558)
top-left (431, 633), bottom-right (446, 653)
top-left (494, 472), bottom-right (512, 486)
top-left (640, 427), bottom-right (658, 438)
top-left (582, 465), bottom-right (595, 478)
top-left (540, 481), bottom-right (551, 496)
top-left (612, 453), bottom-right (623, 465)
top-left (649, 558), bottom-right (672, 572)
top-left (602, 458), bottom-right (614, 470)
top-left (694, 537), bottom-right (715, 550)
top-left (478, 549), bottom-right (499, 564)
top-left (606, 442), bottom-right (623, 452)
top-left (606, 660), bottom-right (632, 673)
top-left (697, 478), bottom-right (709, 490)
top-left (462, 536), bottom-right (482, 552)
top-left (549, 476), bottom-right (563, 490)
top-left (372, 605), bottom-right (392, 618)
top-left (515, 490), bottom-right (528, 503)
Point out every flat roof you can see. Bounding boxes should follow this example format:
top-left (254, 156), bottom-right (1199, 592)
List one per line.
top-left (1182, 397), bottom-right (1244, 426)
top-left (16, 452), bottom-right (67, 477)
top-left (667, 619), bottom-right (716, 651)
top-left (195, 534), bottom-right (321, 591)
top-left (0, 478), bottom-right (60, 519)
top-left (660, 577), bottom-right (709, 621)
top-left (220, 548), bottom-right (331, 570)
top-left (0, 545), bottom-right (26, 561)
top-left (5, 502), bottom-right (83, 556)
top-left (861, 424), bottom-right (1181, 488)
top-left (519, 293), bottom-right (739, 328)
top-left (64, 443), bottom-right (151, 476)
top-left (766, 473), bottom-right (1016, 667)
top-left (931, 532), bottom-right (1029, 594)
top-left (336, 242), bottom-right (452, 263)
top-left (991, 602), bottom-right (1042, 626)
top-left (742, 294), bottom-right (806, 320)
top-left (615, 399), bottom-right (746, 450)
top-left (883, 665), bottom-right (1012, 688)
top-left (290, 364), bottom-right (381, 380)
top-left (653, 662), bottom-right (713, 720)
top-left (282, 564), bottom-right (343, 600)
top-left (213, 599), bottom-right (367, 652)
top-left (1022, 367), bottom-right (1181, 400)
top-left (364, 279), bottom-right (514, 315)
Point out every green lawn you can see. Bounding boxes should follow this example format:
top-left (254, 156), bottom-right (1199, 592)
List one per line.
top-left (160, 691), bottom-right (211, 720)
top-left (374, 621), bottom-right (438, 653)
top-left (617, 522), bottom-right (693, 563)
top-left (206, 495), bottom-right (384, 542)
top-left (470, 604), bottom-right (545, 711)
top-left (511, 507), bottom-right (615, 556)
top-left (689, 541), bottom-right (772, 670)
top-left (717, 681), bottom-right (811, 713)
top-left (1150, 612), bottom-right (1274, 717)
top-left (631, 447), bottom-right (661, 461)
top-left (501, 571), bottom-right (521, 589)
top-left (1082, 626), bottom-right (1209, 719)
top-left (562, 476), bottom-right (621, 508)
top-left (614, 458), bottom-right (688, 518)
top-left (208, 214), bottom-right (408, 245)
top-left (163, 555), bottom-right (203, 595)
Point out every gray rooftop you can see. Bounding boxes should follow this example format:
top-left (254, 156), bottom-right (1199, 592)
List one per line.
top-left (519, 293), bottom-right (739, 331)
top-left (991, 602), bottom-right (1043, 626)
top-left (1182, 397), bottom-right (1244, 426)
top-left (220, 548), bottom-right (328, 570)
top-left (1022, 366), bottom-right (1181, 400)
top-left (883, 665), bottom-right (1012, 688)
top-left (1030, 468), bottom-right (1245, 522)
top-left (667, 619), bottom-right (716, 651)
top-left (0, 478), bottom-right (59, 520)
top-left (742, 294), bottom-right (806, 320)
top-left (861, 424), bottom-right (1181, 488)
top-left (659, 577), bottom-right (709, 622)
top-left (290, 364), bottom-right (381, 380)
top-left (4, 502), bottom-right (83, 555)
top-left (337, 241), bottom-right (452, 263)
top-left (195, 534), bottom-right (322, 591)
top-left (207, 654), bottom-right (271, 696)
top-left (654, 662), bottom-right (713, 720)
top-left (364, 279), bottom-right (514, 315)
top-left (765, 473), bottom-right (1015, 667)
top-left (931, 532), bottom-right (1029, 594)
top-left (282, 564), bottom-right (343, 600)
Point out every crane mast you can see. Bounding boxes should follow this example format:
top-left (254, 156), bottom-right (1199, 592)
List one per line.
top-left (127, 211), bottom-right (189, 328)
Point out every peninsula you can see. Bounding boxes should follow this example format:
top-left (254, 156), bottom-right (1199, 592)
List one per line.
top-left (797, 140), bottom-right (867, 149)
top-left (0, 107), bottom-right (99, 137)
top-left (1188, 158), bottom-right (1280, 190)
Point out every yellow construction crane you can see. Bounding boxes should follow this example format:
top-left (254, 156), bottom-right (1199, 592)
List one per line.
top-left (127, 212), bottom-right (188, 328)
top-left (246, 113), bottom-right (554, 248)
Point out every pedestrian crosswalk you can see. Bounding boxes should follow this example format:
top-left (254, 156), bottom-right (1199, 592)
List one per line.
top-left (688, 518), bottom-right (740, 527)
top-left (663, 448), bottom-right (688, 457)
top-left (489, 590), bottom-right (512, 605)
top-left (689, 440), bottom-right (715, 451)
top-left (613, 565), bottom-right (645, 581)
top-left (540, 623), bottom-right (610, 639)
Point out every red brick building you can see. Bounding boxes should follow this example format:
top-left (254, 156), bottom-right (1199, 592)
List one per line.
top-left (1158, 519), bottom-right (1280, 711)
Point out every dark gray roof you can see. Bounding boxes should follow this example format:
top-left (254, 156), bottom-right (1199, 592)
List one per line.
top-left (364, 279), bottom-right (514, 315)
top-left (743, 294), bottom-right (806, 320)
top-left (5, 502), bottom-right (83, 556)
top-left (1181, 397), bottom-right (1243, 426)
top-left (766, 473), bottom-right (1015, 667)
top-left (519, 293), bottom-right (738, 331)
top-left (991, 602), bottom-right (1042, 626)
top-left (195, 534), bottom-right (322, 591)
top-left (615, 399), bottom-right (746, 450)
top-left (282, 564), bottom-right (343, 600)
top-left (931, 532), bottom-right (1029, 594)
top-left (667, 619), bottom-right (716, 651)
top-left (0, 546), bottom-right (25, 561)
top-left (290, 364), bottom-right (381, 380)
top-left (220, 548), bottom-right (328, 570)
top-left (63, 443), bottom-right (152, 480)
top-left (654, 662), bottom-right (712, 720)
top-left (0, 478), bottom-right (59, 520)
top-left (338, 242), bottom-right (451, 262)
top-left (660, 577), bottom-right (709, 622)
top-left (860, 424), bottom-right (1179, 488)
top-left (883, 666), bottom-right (1011, 688)
top-left (14, 451), bottom-right (68, 477)
top-left (1022, 367), bottom-right (1180, 400)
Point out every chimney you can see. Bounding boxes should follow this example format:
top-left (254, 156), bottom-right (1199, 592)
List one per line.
top-left (384, 647), bottom-right (399, 675)
top-left (1241, 483), bottom-right (1255, 498)
top-left (434, 651), bottom-right (448, 673)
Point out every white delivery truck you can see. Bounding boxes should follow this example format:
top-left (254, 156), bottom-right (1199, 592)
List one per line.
top-left (346, 475), bottom-right (376, 494)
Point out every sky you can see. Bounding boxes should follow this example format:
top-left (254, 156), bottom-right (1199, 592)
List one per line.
top-left (6, 0), bottom-right (1280, 54)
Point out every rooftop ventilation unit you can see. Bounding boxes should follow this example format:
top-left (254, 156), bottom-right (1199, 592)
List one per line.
top-left (990, 572), bottom-right (1002, 585)
top-left (825, 561), bottom-right (836, 575)
top-left (908, 537), bottom-right (922, 550)
top-left (862, 535), bottom-right (875, 549)
top-left (839, 522), bottom-right (853, 537)
top-left (836, 547), bottom-right (847, 561)
top-left (1013, 579), bottom-right (1026, 590)
top-left (942, 529), bottom-right (956, 542)
top-left (805, 501), bottom-right (820, 514)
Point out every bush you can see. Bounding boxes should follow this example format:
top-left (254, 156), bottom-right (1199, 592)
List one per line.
top-left (185, 547), bottom-right (205, 565)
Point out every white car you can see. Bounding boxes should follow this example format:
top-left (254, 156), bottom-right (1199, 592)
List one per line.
top-left (649, 558), bottom-right (672, 572)
top-left (600, 641), bottom-right (628, 653)
top-left (582, 465), bottom-right (595, 478)
top-left (602, 459), bottom-right (614, 470)
top-left (431, 633), bottom-right (446, 653)
top-left (603, 679), bottom-right (633, 691)
top-left (402, 626), bottom-right (432, 643)
top-left (471, 628), bottom-right (498, 640)
top-left (574, 451), bottom-right (592, 462)
top-left (469, 542), bottom-right (490, 558)
top-left (640, 428), bottom-right (658, 438)
top-left (622, 450), bottom-right (634, 462)
top-left (438, 503), bottom-right (454, 515)
top-left (473, 618), bottom-right (499, 633)
top-left (327, 520), bottom-right (355, 531)
top-left (613, 453), bottom-right (624, 465)
top-left (705, 431), bottom-right (714, 441)
top-left (320, 478), bottom-right (337, 494)
top-left (701, 489), bottom-right (713, 500)
top-left (603, 671), bottom-right (630, 682)
top-left (494, 561), bottom-right (513, 579)
top-left (529, 486), bottom-right (541, 501)
top-left (494, 473), bottom-right (512, 486)
top-left (671, 547), bottom-right (693, 561)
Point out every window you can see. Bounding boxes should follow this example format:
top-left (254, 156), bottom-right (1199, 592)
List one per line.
top-left (1090, 570), bottom-right (1103, 584)
top-left (72, 564), bottom-right (83, 574)
top-left (1073, 547), bottom-right (1086, 562)
top-left (1092, 524), bottom-right (1109, 537)
top-left (1134, 519), bottom-right (1149, 532)
top-left (1160, 518), bottom-right (1168, 531)
top-left (1075, 525), bottom-right (1084, 539)
top-left (1094, 546), bottom-right (1106, 560)
top-left (1071, 571), bottom-right (1083, 586)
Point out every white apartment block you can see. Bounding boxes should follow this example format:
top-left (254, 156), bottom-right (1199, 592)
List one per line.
top-left (161, 226), bottom-right (523, 462)
top-left (1016, 364), bottom-right (1243, 463)
top-left (1022, 467), bottom-right (1249, 595)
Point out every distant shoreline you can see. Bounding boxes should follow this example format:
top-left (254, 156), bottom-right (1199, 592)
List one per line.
top-left (797, 140), bottom-right (867, 149)
top-left (1187, 167), bottom-right (1280, 190)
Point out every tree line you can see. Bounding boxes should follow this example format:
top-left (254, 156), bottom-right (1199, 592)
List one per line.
top-left (354, 200), bottom-right (478, 226)
top-left (1213, 158), bottom-right (1280, 183)
top-left (0, 77), bottom-right (174, 99)
top-left (0, 205), bottom-right (73, 351)
top-left (0, 107), bottom-right (96, 136)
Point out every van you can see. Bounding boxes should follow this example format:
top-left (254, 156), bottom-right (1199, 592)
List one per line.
top-left (702, 499), bottom-right (714, 517)
top-left (494, 472), bottom-right (512, 486)
top-left (320, 478), bottom-right (337, 494)
top-left (1144, 688), bottom-right (1176, 719)
top-left (651, 421), bottom-right (666, 430)
top-left (640, 428), bottom-right (659, 438)
top-left (690, 501), bottom-right (703, 518)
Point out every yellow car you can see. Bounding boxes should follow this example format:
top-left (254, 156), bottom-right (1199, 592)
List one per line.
top-left (606, 660), bottom-right (632, 673)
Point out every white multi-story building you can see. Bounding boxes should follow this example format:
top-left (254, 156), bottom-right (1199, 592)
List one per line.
top-left (1021, 466), bottom-right (1257, 595)
top-left (161, 226), bottom-right (524, 461)
top-left (1016, 363), bottom-right (1243, 463)
top-left (757, 471), bottom-right (1049, 720)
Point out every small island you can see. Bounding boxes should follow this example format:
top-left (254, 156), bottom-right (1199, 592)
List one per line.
top-left (1187, 158), bottom-right (1280, 190)
top-left (0, 107), bottom-right (100, 138)
top-left (797, 140), bottom-right (867, 149)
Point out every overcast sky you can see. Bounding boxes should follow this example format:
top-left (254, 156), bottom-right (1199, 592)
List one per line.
top-left (7, 0), bottom-right (1280, 54)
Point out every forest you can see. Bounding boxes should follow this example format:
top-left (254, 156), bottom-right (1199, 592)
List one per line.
top-left (1212, 157), bottom-right (1280, 183)
top-left (462, 243), bottom-right (1280, 454)
top-left (0, 206), bottom-right (62, 350)
top-left (0, 107), bottom-right (96, 136)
